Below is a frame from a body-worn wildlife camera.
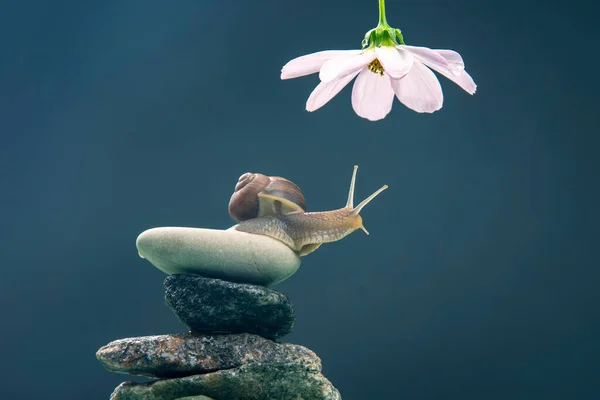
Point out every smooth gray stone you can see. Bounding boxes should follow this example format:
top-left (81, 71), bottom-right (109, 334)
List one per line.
top-left (110, 360), bottom-right (341, 400)
top-left (136, 227), bottom-right (301, 286)
top-left (96, 333), bottom-right (319, 378)
top-left (164, 275), bottom-right (294, 339)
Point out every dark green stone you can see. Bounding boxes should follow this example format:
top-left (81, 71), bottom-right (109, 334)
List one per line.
top-left (164, 275), bottom-right (295, 339)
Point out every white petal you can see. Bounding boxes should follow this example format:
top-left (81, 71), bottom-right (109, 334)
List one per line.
top-left (306, 70), bottom-right (360, 112)
top-left (281, 50), bottom-right (361, 80)
top-left (434, 49), bottom-right (465, 74)
top-left (351, 68), bottom-right (395, 121)
top-left (319, 50), bottom-right (376, 83)
top-left (401, 45), bottom-right (461, 76)
top-left (443, 69), bottom-right (477, 94)
top-left (390, 61), bottom-right (443, 113)
top-left (375, 46), bottom-right (414, 79)
top-left (412, 54), bottom-right (477, 94)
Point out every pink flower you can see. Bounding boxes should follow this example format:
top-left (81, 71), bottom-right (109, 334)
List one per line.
top-left (281, 45), bottom-right (477, 121)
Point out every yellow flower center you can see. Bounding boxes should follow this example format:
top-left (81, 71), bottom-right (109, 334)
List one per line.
top-left (367, 58), bottom-right (385, 76)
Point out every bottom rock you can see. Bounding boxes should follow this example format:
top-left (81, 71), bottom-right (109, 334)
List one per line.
top-left (110, 362), bottom-right (341, 400)
top-left (176, 397), bottom-right (214, 400)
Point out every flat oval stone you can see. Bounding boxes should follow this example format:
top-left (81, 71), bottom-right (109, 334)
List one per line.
top-left (136, 227), bottom-right (301, 286)
top-left (96, 332), bottom-right (319, 378)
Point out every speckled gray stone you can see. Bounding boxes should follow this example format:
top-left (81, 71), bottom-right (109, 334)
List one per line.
top-left (136, 227), bottom-right (301, 286)
top-left (96, 333), bottom-right (319, 378)
top-left (164, 275), bottom-right (295, 339)
top-left (175, 397), bottom-right (214, 400)
top-left (110, 359), bottom-right (341, 400)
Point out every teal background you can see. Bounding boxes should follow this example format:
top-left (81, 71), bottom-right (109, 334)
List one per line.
top-left (1, 0), bottom-right (598, 399)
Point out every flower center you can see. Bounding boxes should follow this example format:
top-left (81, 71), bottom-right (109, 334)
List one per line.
top-left (367, 58), bottom-right (385, 76)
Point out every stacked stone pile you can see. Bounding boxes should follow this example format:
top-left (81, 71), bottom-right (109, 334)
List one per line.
top-left (96, 275), bottom-right (341, 400)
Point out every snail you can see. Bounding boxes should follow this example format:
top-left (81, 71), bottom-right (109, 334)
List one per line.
top-left (228, 165), bottom-right (388, 256)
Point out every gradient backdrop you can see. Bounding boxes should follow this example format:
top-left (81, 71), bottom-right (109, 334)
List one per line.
top-left (1, 0), bottom-right (599, 399)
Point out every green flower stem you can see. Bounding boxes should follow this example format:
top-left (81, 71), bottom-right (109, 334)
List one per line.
top-left (362, 0), bottom-right (405, 48)
top-left (378, 0), bottom-right (388, 27)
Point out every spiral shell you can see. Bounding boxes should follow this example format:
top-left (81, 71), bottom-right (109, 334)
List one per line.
top-left (228, 173), bottom-right (307, 222)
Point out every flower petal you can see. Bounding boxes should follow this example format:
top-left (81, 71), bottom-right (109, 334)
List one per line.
top-left (434, 49), bottom-right (465, 74)
top-left (390, 61), bottom-right (443, 113)
top-left (281, 50), bottom-right (361, 80)
top-left (411, 54), bottom-right (477, 95)
top-left (306, 70), bottom-right (360, 112)
top-left (351, 68), bottom-right (395, 121)
top-left (319, 50), bottom-right (376, 83)
top-left (401, 45), bottom-right (461, 76)
top-left (443, 69), bottom-right (477, 94)
top-left (375, 46), bottom-right (414, 79)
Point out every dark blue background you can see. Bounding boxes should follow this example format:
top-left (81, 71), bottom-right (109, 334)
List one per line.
top-left (1, 0), bottom-right (598, 399)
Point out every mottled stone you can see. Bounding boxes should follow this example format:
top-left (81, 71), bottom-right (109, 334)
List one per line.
top-left (110, 362), bottom-right (341, 400)
top-left (96, 333), bottom-right (319, 378)
top-left (136, 227), bottom-right (301, 286)
top-left (165, 275), bottom-right (294, 339)
top-left (175, 397), bottom-right (214, 400)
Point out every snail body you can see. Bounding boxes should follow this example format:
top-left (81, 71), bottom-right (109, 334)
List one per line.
top-left (229, 166), bottom-right (387, 256)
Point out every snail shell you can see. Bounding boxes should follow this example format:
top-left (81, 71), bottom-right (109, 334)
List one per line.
top-left (229, 166), bottom-right (388, 257)
top-left (228, 173), bottom-right (307, 223)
